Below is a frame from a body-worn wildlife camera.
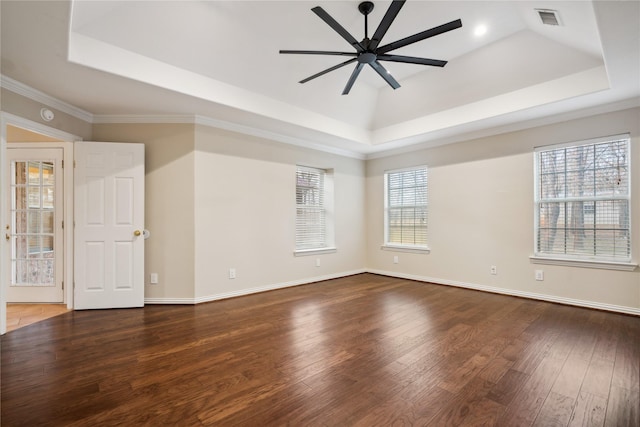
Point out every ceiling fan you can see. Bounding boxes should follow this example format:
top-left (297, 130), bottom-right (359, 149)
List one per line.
top-left (279, 0), bottom-right (462, 95)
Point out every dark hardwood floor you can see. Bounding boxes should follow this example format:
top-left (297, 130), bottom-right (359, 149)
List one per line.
top-left (2, 273), bottom-right (639, 426)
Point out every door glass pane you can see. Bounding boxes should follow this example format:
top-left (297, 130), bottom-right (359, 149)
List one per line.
top-left (43, 187), bottom-right (54, 208)
top-left (28, 260), bottom-right (39, 283)
top-left (43, 163), bottom-right (54, 185)
top-left (13, 211), bottom-right (27, 233)
top-left (13, 260), bottom-right (27, 284)
top-left (28, 236), bottom-right (40, 258)
top-left (28, 210), bottom-right (41, 233)
top-left (13, 161), bottom-right (27, 185)
top-left (14, 236), bottom-right (27, 258)
top-left (40, 260), bottom-right (54, 284)
top-left (28, 162), bottom-right (41, 185)
top-left (42, 211), bottom-right (54, 233)
top-left (28, 187), bottom-right (41, 208)
top-left (42, 236), bottom-right (54, 252)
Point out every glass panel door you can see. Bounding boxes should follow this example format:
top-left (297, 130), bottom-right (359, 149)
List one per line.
top-left (7, 148), bottom-right (64, 302)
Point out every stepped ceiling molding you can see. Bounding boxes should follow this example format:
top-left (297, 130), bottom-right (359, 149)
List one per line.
top-left (1, 1), bottom-right (639, 156)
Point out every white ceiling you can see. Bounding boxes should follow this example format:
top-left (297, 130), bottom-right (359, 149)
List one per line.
top-left (1, 1), bottom-right (639, 157)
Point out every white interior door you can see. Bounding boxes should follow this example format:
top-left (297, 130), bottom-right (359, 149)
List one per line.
top-left (74, 142), bottom-right (145, 309)
top-left (6, 148), bottom-right (64, 303)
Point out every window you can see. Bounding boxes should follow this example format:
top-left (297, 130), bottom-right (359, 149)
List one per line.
top-left (534, 135), bottom-right (630, 262)
top-left (384, 167), bottom-right (429, 251)
top-left (295, 166), bottom-right (335, 254)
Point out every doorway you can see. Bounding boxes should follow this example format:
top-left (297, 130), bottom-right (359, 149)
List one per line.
top-left (1, 118), bottom-right (78, 334)
top-left (1, 116), bottom-right (145, 334)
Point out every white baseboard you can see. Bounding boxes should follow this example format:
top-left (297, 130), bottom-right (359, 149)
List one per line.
top-left (143, 297), bottom-right (195, 305)
top-left (144, 269), bottom-right (366, 305)
top-left (366, 269), bottom-right (640, 317)
top-left (144, 268), bottom-right (639, 317)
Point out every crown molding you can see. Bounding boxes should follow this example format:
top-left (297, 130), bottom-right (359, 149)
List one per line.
top-left (1, 74), bottom-right (94, 123)
top-left (92, 113), bottom-right (365, 160)
top-left (0, 74), bottom-right (364, 159)
top-left (92, 114), bottom-right (196, 124)
top-left (194, 115), bottom-right (365, 160)
top-left (4, 74), bottom-right (638, 162)
top-left (365, 97), bottom-right (640, 160)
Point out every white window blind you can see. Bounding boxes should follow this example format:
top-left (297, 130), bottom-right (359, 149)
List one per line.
top-left (535, 136), bottom-right (630, 260)
top-left (385, 167), bottom-right (428, 247)
top-left (296, 166), bottom-right (327, 250)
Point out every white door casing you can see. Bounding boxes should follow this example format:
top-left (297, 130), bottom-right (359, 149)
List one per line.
top-left (0, 114), bottom-right (79, 334)
top-left (74, 142), bottom-right (145, 309)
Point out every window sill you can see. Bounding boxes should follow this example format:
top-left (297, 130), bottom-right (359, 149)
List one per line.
top-left (381, 244), bottom-right (431, 254)
top-left (294, 247), bottom-right (337, 257)
top-left (530, 256), bottom-right (637, 271)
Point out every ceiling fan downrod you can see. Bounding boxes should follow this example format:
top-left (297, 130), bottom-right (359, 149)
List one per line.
top-left (358, 1), bottom-right (375, 41)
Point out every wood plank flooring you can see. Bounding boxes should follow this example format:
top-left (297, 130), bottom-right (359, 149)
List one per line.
top-left (5, 303), bottom-right (70, 333)
top-left (2, 273), bottom-right (639, 426)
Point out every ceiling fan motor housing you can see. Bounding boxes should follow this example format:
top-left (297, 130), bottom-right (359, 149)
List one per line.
top-left (358, 52), bottom-right (377, 64)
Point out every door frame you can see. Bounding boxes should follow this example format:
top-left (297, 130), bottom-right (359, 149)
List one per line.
top-left (1, 112), bottom-right (80, 334)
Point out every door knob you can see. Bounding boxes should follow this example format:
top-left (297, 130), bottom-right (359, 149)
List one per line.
top-left (133, 230), bottom-right (142, 236)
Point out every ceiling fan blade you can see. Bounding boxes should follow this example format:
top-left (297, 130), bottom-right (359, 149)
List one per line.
top-left (369, 0), bottom-right (406, 51)
top-left (280, 50), bottom-right (358, 57)
top-left (312, 6), bottom-right (364, 52)
top-left (369, 60), bottom-right (400, 90)
top-left (377, 54), bottom-right (447, 67)
top-left (299, 58), bottom-right (358, 84)
top-left (377, 19), bottom-right (462, 54)
top-left (342, 63), bottom-right (365, 95)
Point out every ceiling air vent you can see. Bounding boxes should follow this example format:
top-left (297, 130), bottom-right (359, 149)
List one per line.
top-left (536, 9), bottom-right (561, 26)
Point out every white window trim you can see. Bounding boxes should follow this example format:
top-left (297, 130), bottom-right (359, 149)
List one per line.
top-left (381, 244), bottom-right (431, 254)
top-left (530, 256), bottom-right (637, 272)
top-left (533, 134), bottom-right (631, 266)
top-left (383, 166), bottom-right (429, 251)
top-left (294, 247), bottom-right (337, 257)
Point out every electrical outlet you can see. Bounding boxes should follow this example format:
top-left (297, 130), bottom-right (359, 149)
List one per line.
top-left (490, 265), bottom-right (497, 275)
top-left (150, 273), bottom-right (158, 284)
top-left (393, 256), bottom-right (399, 264)
top-left (535, 270), bottom-right (544, 281)
top-left (229, 268), bottom-right (236, 279)
top-left (316, 258), bottom-right (321, 267)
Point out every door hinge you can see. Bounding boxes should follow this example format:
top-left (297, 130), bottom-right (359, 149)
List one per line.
top-left (62, 160), bottom-right (64, 168)
top-left (62, 220), bottom-right (64, 229)
top-left (62, 281), bottom-right (64, 290)
top-left (74, 160), bottom-right (77, 168)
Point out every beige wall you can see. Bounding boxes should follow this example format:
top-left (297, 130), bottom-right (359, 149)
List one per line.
top-left (7, 125), bottom-right (64, 142)
top-left (1, 89), bottom-right (92, 140)
top-left (91, 123), bottom-right (367, 302)
top-left (366, 107), bottom-right (640, 311)
top-left (193, 125), bottom-right (366, 300)
top-left (2, 84), bottom-right (639, 314)
top-left (92, 123), bottom-right (196, 300)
